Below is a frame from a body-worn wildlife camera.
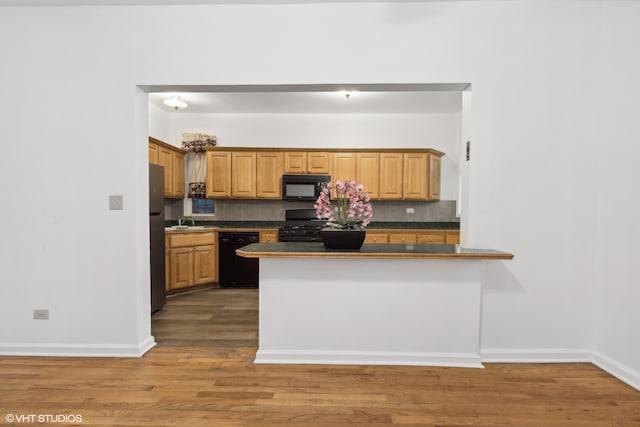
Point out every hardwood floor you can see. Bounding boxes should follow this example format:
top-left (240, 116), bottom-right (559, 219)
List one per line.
top-left (152, 288), bottom-right (258, 347)
top-left (1, 288), bottom-right (638, 426)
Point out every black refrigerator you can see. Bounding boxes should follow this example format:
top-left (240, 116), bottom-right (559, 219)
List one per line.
top-left (149, 163), bottom-right (166, 313)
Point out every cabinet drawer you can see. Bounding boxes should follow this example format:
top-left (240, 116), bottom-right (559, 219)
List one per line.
top-left (168, 232), bottom-right (216, 248)
top-left (364, 232), bottom-right (388, 244)
top-left (417, 233), bottom-right (446, 244)
top-left (388, 233), bottom-right (417, 244)
top-left (260, 230), bottom-right (279, 243)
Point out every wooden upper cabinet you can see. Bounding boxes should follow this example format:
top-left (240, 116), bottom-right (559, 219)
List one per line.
top-left (427, 153), bottom-right (441, 200)
top-left (231, 152), bottom-right (257, 198)
top-left (284, 152), bottom-right (307, 174)
top-left (403, 152), bottom-right (429, 200)
top-left (173, 151), bottom-right (185, 199)
top-left (402, 152), bottom-right (442, 201)
top-left (149, 143), bottom-right (159, 165)
top-left (356, 152), bottom-right (380, 199)
top-left (307, 152), bottom-right (330, 174)
top-left (331, 152), bottom-right (357, 183)
top-left (149, 138), bottom-right (185, 199)
top-left (203, 148), bottom-right (442, 201)
top-left (379, 153), bottom-right (404, 200)
top-left (256, 152), bottom-right (283, 199)
top-left (158, 146), bottom-right (174, 197)
top-left (284, 151), bottom-right (330, 174)
top-left (206, 151), bottom-right (232, 198)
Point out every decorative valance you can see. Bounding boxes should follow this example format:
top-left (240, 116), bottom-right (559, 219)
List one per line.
top-left (182, 132), bottom-right (216, 198)
top-left (181, 132), bottom-right (217, 153)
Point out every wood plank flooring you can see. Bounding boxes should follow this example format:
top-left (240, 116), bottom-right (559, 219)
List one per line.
top-left (1, 288), bottom-right (638, 426)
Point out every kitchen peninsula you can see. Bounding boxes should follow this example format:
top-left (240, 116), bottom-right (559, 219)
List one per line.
top-left (238, 242), bottom-right (513, 368)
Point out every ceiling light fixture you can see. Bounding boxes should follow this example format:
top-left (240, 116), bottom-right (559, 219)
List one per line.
top-left (338, 90), bottom-right (357, 100)
top-left (163, 96), bottom-right (188, 111)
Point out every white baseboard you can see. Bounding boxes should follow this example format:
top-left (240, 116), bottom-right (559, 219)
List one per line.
top-left (255, 349), bottom-right (483, 368)
top-left (592, 351), bottom-right (640, 391)
top-left (481, 348), bottom-right (592, 363)
top-left (482, 348), bottom-right (640, 392)
top-left (0, 336), bottom-right (156, 358)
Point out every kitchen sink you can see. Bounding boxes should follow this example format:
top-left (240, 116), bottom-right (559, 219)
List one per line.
top-left (167, 225), bottom-right (218, 231)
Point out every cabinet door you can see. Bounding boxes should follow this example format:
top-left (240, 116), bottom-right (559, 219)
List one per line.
top-left (379, 153), bottom-right (403, 200)
top-left (356, 153), bottom-right (380, 199)
top-left (206, 151), bottom-right (232, 198)
top-left (307, 152), bottom-right (330, 174)
top-left (427, 154), bottom-right (441, 201)
top-left (445, 232), bottom-right (460, 244)
top-left (193, 244), bottom-right (216, 285)
top-left (403, 153), bottom-right (428, 200)
top-left (417, 233), bottom-right (446, 244)
top-left (284, 152), bottom-right (307, 174)
top-left (331, 152), bottom-right (357, 183)
top-left (172, 151), bottom-right (185, 199)
top-left (165, 236), bottom-right (171, 291)
top-left (231, 152), bottom-right (256, 198)
top-left (169, 247), bottom-right (194, 290)
top-left (260, 230), bottom-right (279, 243)
top-left (158, 147), bottom-right (174, 197)
top-left (256, 152), bottom-right (283, 199)
top-left (388, 233), bottom-right (417, 244)
top-left (149, 143), bottom-right (159, 165)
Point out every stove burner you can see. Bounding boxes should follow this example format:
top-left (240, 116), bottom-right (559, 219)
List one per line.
top-left (278, 209), bottom-right (325, 242)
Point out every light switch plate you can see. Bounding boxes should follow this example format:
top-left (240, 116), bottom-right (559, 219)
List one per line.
top-left (33, 309), bottom-right (49, 320)
top-left (109, 195), bottom-right (123, 211)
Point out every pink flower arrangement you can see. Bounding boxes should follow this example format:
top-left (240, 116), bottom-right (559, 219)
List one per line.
top-left (314, 180), bottom-right (373, 229)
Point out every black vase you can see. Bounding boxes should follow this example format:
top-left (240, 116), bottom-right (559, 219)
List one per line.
top-left (320, 228), bottom-right (366, 250)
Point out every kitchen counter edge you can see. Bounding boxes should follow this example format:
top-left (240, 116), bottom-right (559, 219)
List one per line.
top-left (236, 242), bottom-right (513, 260)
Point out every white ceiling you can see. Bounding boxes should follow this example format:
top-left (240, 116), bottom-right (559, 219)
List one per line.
top-left (0, 0), bottom-right (452, 5)
top-left (146, 84), bottom-right (467, 114)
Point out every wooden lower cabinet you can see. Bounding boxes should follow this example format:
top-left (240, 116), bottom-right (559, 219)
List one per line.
top-left (445, 232), bottom-right (460, 244)
top-left (166, 232), bottom-right (217, 291)
top-left (169, 247), bottom-right (194, 290)
top-left (193, 245), bottom-right (217, 285)
top-left (364, 229), bottom-right (459, 245)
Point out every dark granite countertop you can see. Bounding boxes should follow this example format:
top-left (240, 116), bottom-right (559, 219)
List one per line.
top-left (236, 242), bottom-right (512, 260)
top-left (165, 220), bottom-right (460, 230)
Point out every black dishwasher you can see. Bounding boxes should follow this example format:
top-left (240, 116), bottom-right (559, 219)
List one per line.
top-left (218, 232), bottom-right (259, 288)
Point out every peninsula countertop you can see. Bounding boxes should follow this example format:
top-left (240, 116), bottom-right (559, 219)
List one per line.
top-left (236, 242), bottom-right (514, 260)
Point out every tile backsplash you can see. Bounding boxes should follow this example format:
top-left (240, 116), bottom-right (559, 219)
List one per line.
top-left (166, 199), bottom-right (458, 223)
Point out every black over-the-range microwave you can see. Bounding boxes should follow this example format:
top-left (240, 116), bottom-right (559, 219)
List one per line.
top-left (281, 174), bottom-right (331, 201)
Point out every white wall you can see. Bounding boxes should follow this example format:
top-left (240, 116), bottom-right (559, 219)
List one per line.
top-left (148, 103), bottom-right (171, 143)
top-left (164, 112), bottom-right (460, 200)
top-left (0, 1), bottom-right (638, 387)
top-left (592, 2), bottom-right (640, 389)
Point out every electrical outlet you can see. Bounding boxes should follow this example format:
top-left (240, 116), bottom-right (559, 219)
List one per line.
top-left (109, 195), bottom-right (123, 211)
top-left (406, 207), bottom-right (415, 214)
top-left (33, 309), bottom-right (49, 320)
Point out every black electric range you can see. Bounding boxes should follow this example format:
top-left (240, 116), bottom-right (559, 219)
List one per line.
top-left (278, 209), bottom-right (326, 242)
